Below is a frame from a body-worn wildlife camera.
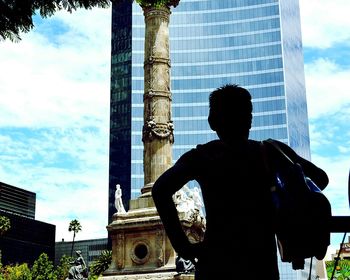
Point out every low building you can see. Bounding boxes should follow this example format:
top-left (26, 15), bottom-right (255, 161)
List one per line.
top-left (0, 182), bottom-right (55, 265)
top-left (55, 238), bottom-right (108, 266)
top-left (332, 236), bottom-right (350, 260)
top-left (0, 181), bottom-right (35, 218)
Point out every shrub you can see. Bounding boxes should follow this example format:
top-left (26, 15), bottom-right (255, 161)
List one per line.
top-left (3, 263), bottom-right (32, 280)
top-left (89, 250), bottom-right (112, 277)
top-left (31, 253), bottom-right (56, 280)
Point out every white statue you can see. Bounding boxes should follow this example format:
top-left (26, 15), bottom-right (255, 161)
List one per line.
top-left (173, 186), bottom-right (205, 221)
top-left (173, 188), bottom-right (193, 213)
top-left (191, 187), bottom-right (204, 216)
top-left (173, 185), bottom-right (206, 236)
top-left (115, 184), bottom-right (126, 214)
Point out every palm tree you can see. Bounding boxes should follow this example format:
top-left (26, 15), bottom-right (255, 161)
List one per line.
top-left (68, 219), bottom-right (82, 257)
top-left (89, 250), bottom-right (112, 276)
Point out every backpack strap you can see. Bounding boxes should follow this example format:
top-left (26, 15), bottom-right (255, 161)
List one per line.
top-left (260, 141), bottom-right (277, 192)
top-left (264, 139), bottom-right (294, 165)
top-left (260, 141), bottom-right (269, 171)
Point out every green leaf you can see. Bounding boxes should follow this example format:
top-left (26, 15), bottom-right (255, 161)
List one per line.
top-left (89, 250), bottom-right (112, 276)
top-left (0, 216), bottom-right (11, 236)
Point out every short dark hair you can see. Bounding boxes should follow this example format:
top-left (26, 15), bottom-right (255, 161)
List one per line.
top-left (208, 84), bottom-right (253, 135)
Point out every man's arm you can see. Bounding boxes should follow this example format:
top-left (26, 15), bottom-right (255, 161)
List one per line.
top-left (152, 153), bottom-right (199, 260)
top-left (273, 140), bottom-right (329, 189)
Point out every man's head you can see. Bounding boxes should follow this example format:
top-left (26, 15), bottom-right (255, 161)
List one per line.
top-left (208, 84), bottom-right (252, 141)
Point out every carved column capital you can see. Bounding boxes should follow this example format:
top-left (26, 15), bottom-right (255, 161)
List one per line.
top-left (142, 118), bottom-right (174, 144)
top-left (143, 5), bottom-right (171, 20)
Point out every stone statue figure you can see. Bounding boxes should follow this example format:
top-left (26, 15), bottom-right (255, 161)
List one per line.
top-left (173, 188), bottom-right (192, 213)
top-left (66, 250), bottom-right (88, 280)
top-left (115, 184), bottom-right (126, 214)
top-left (191, 187), bottom-right (204, 216)
top-left (175, 255), bottom-right (195, 275)
top-left (173, 186), bottom-right (205, 226)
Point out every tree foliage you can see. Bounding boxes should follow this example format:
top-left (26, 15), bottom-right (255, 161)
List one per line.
top-left (2, 263), bottom-right (32, 280)
top-left (89, 250), bottom-right (112, 276)
top-left (0, 252), bottom-right (110, 280)
top-left (135, 0), bottom-right (179, 8)
top-left (0, 0), bottom-right (179, 42)
top-left (326, 259), bottom-right (350, 279)
top-left (0, 0), bottom-right (110, 41)
top-left (31, 253), bottom-right (57, 280)
top-left (68, 219), bottom-right (82, 235)
top-left (55, 255), bottom-right (73, 280)
top-left (0, 216), bottom-right (11, 236)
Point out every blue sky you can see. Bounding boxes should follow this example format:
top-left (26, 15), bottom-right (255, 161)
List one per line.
top-left (0, 0), bottom-right (350, 259)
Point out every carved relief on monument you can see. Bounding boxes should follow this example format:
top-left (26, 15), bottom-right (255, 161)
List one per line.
top-left (150, 64), bottom-right (170, 91)
top-left (116, 233), bottom-right (125, 270)
top-left (144, 8), bottom-right (170, 59)
top-left (152, 99), bottom-right (170, 121)
top-left (130, 239), bottom-right (151, 265)
top-left (142, 117), bottom-right (174, 143)
top-left (155, 230), bottom-right (165, 267)
top-left (144, 63), bottom-right (170, 93)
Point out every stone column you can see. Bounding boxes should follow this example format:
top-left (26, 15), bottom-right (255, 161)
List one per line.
top-left (141, 6), bottom-right (174, 196)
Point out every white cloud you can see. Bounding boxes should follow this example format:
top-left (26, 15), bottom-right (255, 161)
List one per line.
top-left (0, 8), bottom-right (112, 241)
top-left (305, 58), bottom-right (350, 120)
top-left (300, 0), bottom-right (350, 48)
top-left (300, 1), bottom-right (350, 228)
top-left (305, 155), bottom-right (350, 250)
top-left (0, 8), bottom-right (111, 128)
top-left (338, 145), bottom-right (350, 154)
top-left (35, 174), bottom-right (109, 241)
top-left (308, 123), bottom-right (333, 150)
top-left (0, 126), bottom-right (109, 241)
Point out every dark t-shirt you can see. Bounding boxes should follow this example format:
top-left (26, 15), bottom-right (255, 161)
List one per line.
top-left (154, 138), bottom-right (328, 279)
top-left (174, 139), bottom-right (278, 279)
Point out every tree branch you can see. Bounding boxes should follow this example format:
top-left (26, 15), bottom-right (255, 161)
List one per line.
top-left (0, 0), bottom-right (112, 41)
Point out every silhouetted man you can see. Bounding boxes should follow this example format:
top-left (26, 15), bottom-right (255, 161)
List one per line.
top-left (152, 84), bottom-right (328, 279)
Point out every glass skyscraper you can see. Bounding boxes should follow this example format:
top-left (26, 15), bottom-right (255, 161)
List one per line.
top-left (109, 0), bottom-right (312, 278)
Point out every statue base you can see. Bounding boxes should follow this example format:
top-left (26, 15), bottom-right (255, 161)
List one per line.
top-left (101, 185), bottom-right (202, 280)
top-left (101, 193), bottom-right (178, 278)
top-left (99, 272), bottom-right (194, 280)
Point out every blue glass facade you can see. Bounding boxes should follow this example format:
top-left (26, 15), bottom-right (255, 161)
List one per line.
top-left (109, 0), bottom-right (132, 222)
top-left (127, 0), bottom-right (310, 197)
top-left (110, 0), bottom-right (311, 277)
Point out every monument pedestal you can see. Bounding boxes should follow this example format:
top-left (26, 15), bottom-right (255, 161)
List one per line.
top-left (100, 273), bottom-right (193, 280)
top-left (101, 193), bottom-right (195, 280)
top-left (100, 189), bottom-right (204, 279)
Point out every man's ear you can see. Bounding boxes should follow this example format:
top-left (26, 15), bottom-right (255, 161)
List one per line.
top-left (208, 114), bottom-right (217, 131)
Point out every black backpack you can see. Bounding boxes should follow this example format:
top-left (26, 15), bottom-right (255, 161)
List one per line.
top-left (261, 139), bottom-right (332, 270)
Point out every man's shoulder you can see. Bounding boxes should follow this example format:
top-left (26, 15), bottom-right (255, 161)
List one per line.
top-left (197, 139), bottom-right (262, 153)
top-left (262, 138), bottom-right (294, 152)
top-left (176, 140), bottom-right (222, 163)
top-left (263, 138), bottom-right (290, 145)
top-left (196, 139), bottom-right (222, 150)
